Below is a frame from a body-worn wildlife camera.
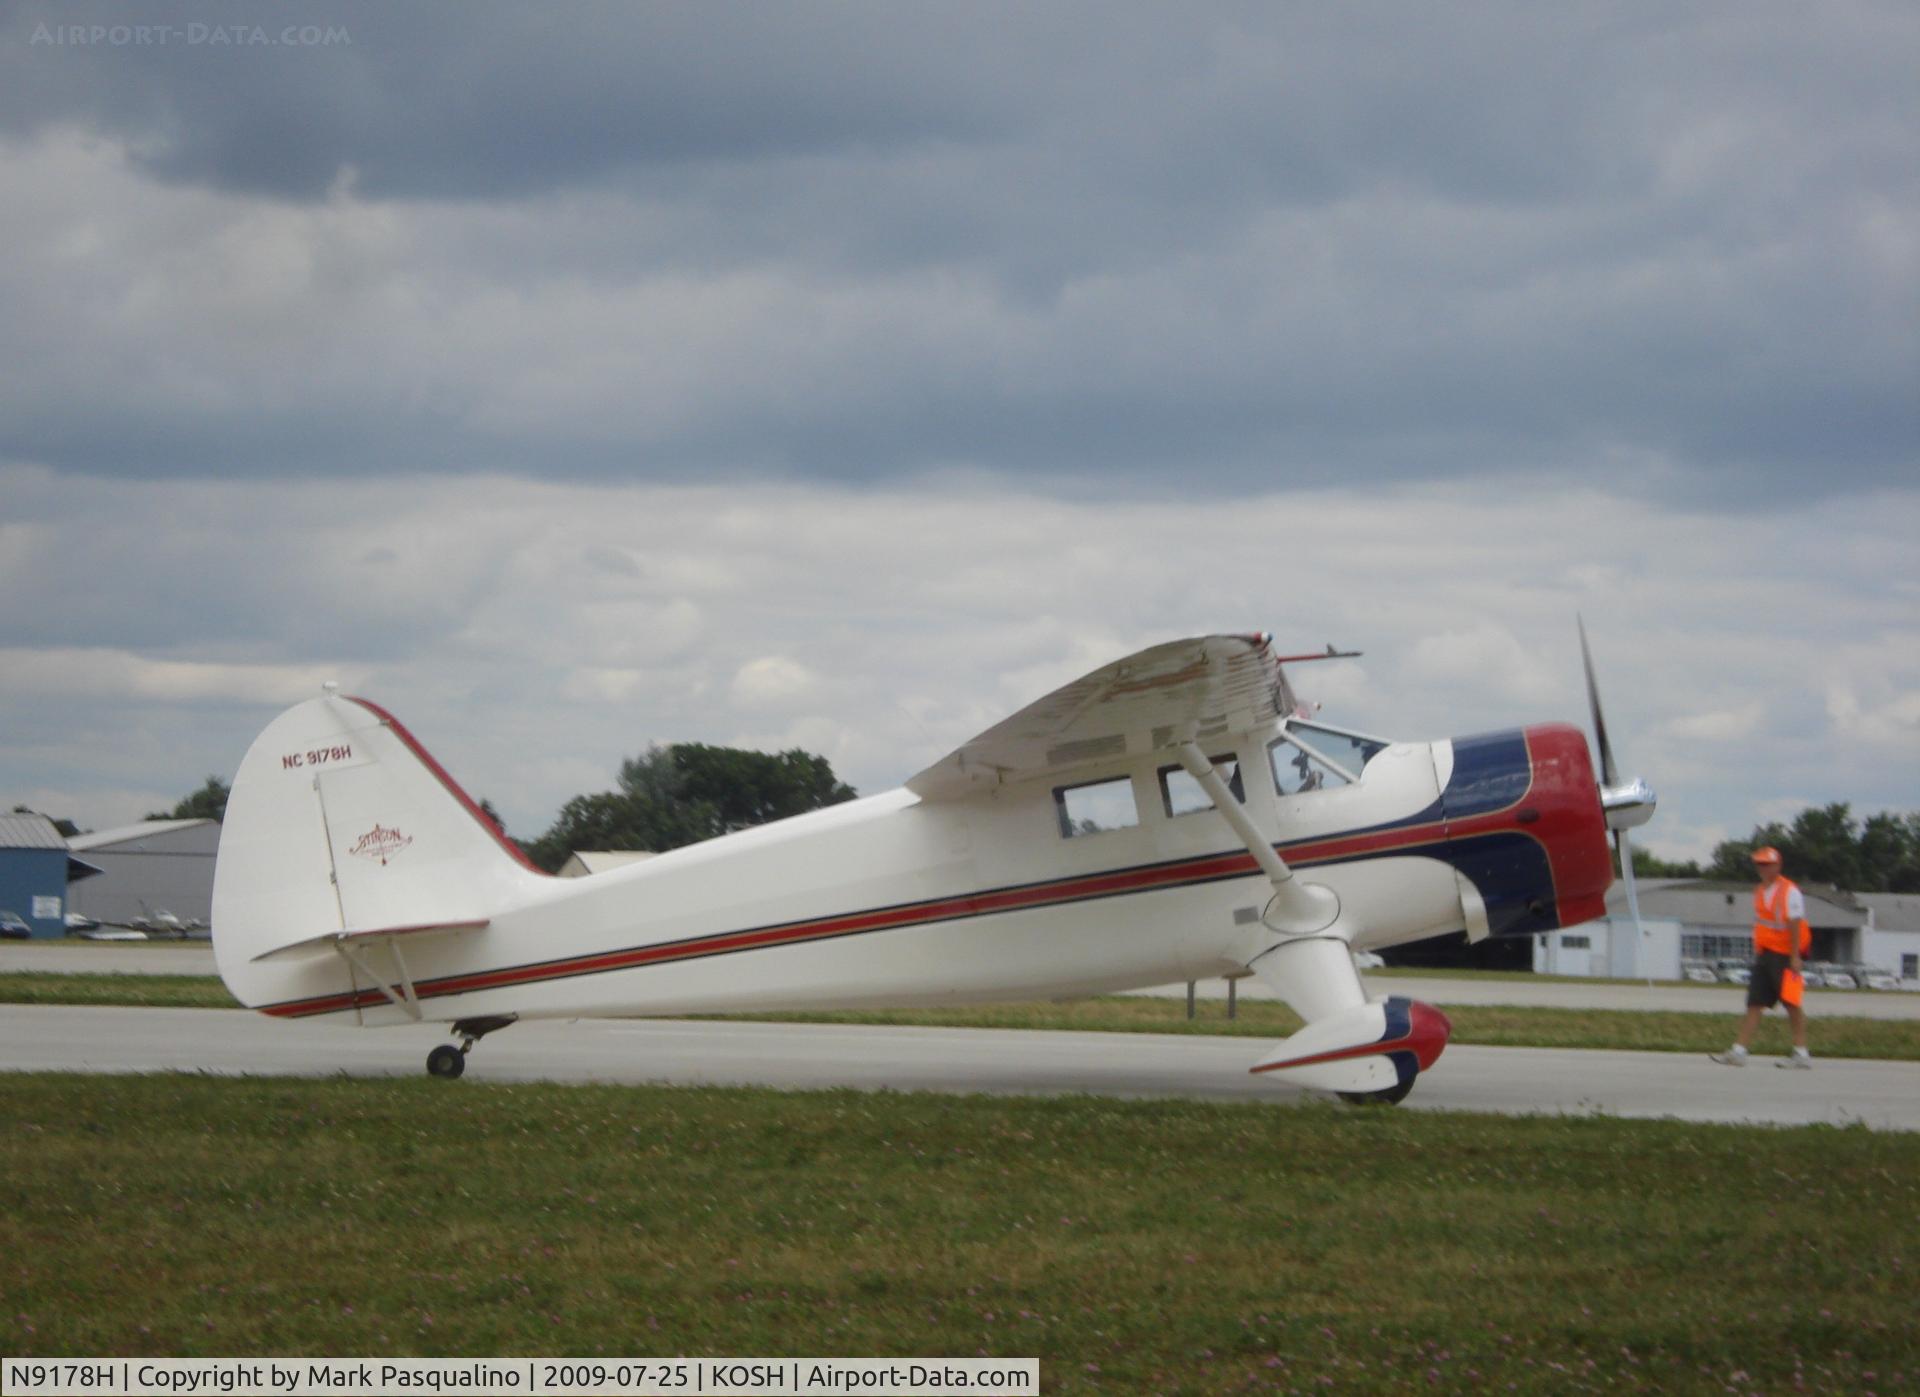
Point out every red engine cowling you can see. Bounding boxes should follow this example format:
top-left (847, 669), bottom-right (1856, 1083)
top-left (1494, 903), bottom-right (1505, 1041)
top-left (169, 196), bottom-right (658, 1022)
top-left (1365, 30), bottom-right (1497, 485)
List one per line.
top-left (1438, 723), bottom-right (1613, 936)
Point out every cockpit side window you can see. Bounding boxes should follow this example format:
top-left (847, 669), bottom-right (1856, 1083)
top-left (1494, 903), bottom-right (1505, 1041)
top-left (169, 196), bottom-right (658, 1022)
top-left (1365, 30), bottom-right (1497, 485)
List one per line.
top-left (1269, 735), bottom-right (1349, 795)
top-left (1268, 720), bottom-right (1390, 797)
top-left (1054, 775), bottom-right (1141, 838)
top-left (1157, 755), bottom-right (1244, 818)
top-left (1289, 722), bottom-right (1388, 778)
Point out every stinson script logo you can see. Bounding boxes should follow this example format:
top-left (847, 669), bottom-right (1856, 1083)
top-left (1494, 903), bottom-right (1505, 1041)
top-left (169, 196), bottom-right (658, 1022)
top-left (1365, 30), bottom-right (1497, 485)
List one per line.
top-left (348, 824), bottom-right (413, 866)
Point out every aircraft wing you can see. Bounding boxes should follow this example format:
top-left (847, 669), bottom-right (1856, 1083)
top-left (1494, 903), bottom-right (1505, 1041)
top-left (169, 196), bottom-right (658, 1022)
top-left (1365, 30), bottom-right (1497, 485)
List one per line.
top-left (907, 633), bottom-right (1297, 799)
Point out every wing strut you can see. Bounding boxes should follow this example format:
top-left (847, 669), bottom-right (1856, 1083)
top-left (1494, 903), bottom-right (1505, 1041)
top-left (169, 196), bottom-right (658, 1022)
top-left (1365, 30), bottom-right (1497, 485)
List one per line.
top-left (1175, 742), bottom-right (1338, 934)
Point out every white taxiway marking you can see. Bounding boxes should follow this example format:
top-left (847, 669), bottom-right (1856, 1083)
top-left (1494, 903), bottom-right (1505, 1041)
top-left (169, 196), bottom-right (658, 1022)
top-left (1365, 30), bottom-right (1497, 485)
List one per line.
top-left (1, 1005), bottom-right (1914, 1132)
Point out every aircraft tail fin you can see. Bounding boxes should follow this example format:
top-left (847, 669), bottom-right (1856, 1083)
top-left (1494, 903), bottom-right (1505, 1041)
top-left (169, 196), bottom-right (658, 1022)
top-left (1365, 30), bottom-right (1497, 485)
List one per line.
top-left (212, 692), bottom-right (547, 1008)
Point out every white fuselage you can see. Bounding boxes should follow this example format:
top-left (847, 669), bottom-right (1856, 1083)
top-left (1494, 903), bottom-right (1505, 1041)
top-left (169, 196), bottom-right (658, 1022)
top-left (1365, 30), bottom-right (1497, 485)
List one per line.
top-left (248, 726), bottom-right (1469, 1028)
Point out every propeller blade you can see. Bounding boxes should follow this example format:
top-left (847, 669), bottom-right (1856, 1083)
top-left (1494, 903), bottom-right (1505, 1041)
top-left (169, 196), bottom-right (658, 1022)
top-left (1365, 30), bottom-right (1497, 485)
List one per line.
top-left (1582, 618), bottom-right (1655, 982)
top-left (1617, 827), bottom-right (1651, 988)
top-left (1578, 614), bottom-right (1620, 788)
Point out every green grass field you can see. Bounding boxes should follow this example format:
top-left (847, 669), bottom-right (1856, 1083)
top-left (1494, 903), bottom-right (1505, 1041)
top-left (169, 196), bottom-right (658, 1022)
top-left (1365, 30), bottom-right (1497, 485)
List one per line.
top-left (1, 1075), bottom-right (1914, 1393)
top-left (2, 972), bottom-right (1913, 1060)
top-left (0, 972), bottom-right (234, 1010)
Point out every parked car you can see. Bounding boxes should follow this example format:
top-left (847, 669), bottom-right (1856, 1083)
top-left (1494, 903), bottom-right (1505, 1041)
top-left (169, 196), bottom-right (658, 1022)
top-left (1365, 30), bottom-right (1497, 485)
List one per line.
top-left (1683, 963), bottom-right (1720, 984)
top-left (1821, 968), bottom-right (1857, 991)
top-left (64, 910), bottom-right (100, 932)
top-left (0, 909), bottom-right (31, 939)
top-left (1796, 967), bottom-right (1826, 988)
top-left (78, 928), bottom-right (148, 942)
top-left (1863, 970), bottom-right (1902, 991)
top-left (1714, 960), bottom-right (1751, 985)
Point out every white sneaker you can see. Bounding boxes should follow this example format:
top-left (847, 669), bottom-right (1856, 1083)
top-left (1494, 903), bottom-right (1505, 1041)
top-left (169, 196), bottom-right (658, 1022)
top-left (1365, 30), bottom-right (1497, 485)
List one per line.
top-left (1776, 1052), bottom-right (1812, 1070)
top-left (1709, 1048), bottom-right (1748, 1066)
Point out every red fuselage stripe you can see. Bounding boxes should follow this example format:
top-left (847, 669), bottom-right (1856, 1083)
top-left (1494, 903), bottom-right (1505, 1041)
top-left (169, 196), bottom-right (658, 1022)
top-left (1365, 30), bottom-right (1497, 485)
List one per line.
top-left (260, 814), bottom-right (1539, 1018)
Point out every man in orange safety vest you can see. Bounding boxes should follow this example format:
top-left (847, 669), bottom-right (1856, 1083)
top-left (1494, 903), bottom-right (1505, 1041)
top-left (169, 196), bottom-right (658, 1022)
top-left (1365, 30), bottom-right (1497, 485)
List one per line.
top-left (1710, 847), bottom-right (1812, 1068)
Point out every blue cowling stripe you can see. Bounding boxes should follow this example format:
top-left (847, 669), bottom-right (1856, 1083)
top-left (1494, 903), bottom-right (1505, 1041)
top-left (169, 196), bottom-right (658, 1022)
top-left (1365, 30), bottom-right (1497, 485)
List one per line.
top-left (1325, 730), bottom-right (1552, 939)
top-left (1442, 831), bottom-right (1560, 937)
top-left (1308, 728), bottom-right (1532, 842)
top-left (1331, 831), bottom-right (1559, 939)
top-left (1442, 730), bottom-right (1535, 819)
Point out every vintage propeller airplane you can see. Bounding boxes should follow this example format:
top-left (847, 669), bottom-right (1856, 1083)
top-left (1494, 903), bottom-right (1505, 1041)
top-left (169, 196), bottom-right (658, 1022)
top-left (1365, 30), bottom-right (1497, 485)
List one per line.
top-left (212, 629), bottom-right (1654, 1103)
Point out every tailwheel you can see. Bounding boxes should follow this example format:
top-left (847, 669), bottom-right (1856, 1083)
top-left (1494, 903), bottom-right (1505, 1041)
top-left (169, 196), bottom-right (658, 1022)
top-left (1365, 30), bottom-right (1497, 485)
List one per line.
top-left (425, 1014), bottom-right (516, 1079)
top-left (426, 1044), bottom-right (465, 1079)
top-left (1338, 1077), bottom-right (1416, 1106)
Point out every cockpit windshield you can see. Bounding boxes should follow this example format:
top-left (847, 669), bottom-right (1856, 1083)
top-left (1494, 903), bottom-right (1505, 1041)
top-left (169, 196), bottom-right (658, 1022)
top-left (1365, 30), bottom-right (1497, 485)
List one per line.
top-left (1268, 721), bottom-right (1390, 796)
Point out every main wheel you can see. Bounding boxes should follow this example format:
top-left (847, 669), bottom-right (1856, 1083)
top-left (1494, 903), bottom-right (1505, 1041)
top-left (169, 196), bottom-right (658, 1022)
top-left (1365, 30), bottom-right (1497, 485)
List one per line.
top-left (1338, 1078), bottom-right (1415, 1106)
top-left (427, 1044), bottom-right (466, 1079)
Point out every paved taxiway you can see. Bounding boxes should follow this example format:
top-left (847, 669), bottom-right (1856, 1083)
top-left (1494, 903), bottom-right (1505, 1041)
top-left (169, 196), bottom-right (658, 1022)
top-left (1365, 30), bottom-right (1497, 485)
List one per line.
top-left (3, 1004), bottom-right (1914, 1131)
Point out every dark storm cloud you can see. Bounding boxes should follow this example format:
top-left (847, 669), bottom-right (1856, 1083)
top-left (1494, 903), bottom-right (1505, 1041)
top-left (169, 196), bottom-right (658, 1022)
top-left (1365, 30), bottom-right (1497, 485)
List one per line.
top-left (1, 0), bottom-right (1027, 197)
top-left (0, 1), bottom-right (1913, 496)
top-left (12, 5), bottom-right (1909, 219)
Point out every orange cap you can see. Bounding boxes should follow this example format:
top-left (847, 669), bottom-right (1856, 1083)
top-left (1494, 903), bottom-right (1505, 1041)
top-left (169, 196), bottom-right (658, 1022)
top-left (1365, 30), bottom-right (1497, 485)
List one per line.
top-left (1751, 846), bottom-right (1782, 865)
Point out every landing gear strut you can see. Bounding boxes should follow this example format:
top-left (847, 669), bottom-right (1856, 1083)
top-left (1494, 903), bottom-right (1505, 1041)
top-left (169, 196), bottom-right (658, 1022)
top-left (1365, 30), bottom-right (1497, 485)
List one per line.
top-left (426, 1015), bottom-right (516, 1079)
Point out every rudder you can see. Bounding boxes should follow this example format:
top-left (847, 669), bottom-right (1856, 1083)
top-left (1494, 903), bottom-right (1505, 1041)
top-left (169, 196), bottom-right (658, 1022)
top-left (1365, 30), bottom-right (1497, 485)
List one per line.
top-left (212, 693), bottom-right (546, 1008)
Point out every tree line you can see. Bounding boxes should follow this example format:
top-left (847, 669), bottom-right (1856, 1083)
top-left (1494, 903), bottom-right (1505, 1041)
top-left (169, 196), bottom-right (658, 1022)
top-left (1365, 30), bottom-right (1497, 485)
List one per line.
top-left (515, 742), bottom-right (856, 873)
top-left (1633, 802), bottom-right (1920, 893)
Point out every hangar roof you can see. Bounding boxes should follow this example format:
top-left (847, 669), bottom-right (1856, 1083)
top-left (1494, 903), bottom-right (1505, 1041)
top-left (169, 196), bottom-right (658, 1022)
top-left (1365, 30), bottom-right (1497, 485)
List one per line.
top-left (1859, 893), bottom-right (1920, 933)
top-left (0, 813), bottom-right (68, 850)
top-left (68, 819), bottom-right (218, 852)
top-left (559, 850), bottom-right (657, 878)
top-left (1602, 878), bottom-right (1867, 928)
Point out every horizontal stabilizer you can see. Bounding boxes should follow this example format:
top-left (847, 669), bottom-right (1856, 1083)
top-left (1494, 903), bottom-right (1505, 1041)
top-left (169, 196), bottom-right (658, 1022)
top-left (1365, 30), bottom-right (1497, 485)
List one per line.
top-left (1249, 996), bottom-right (1451, 1094)
top-left (250, 918), bottom-right (490, 964)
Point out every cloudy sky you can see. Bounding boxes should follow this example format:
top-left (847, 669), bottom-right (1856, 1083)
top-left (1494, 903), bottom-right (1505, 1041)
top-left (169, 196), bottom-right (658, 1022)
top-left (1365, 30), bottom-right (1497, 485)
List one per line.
top-left (1, 1), bottom-right (1914, 863)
